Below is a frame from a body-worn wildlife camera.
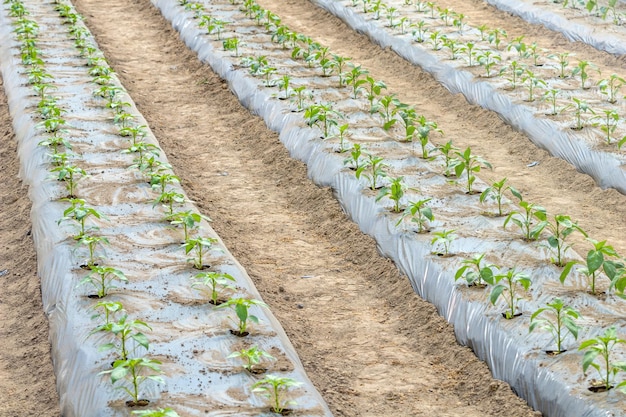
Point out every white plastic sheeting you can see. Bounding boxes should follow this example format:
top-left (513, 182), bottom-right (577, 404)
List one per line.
top-left (152, 1), bottom-right (626, 416)
top-left (311, 0), bottom-right (626, 196)
top-left (483, 0), bottom-right (626, 56)
top-left (0, 1), bottom-right (332, 415)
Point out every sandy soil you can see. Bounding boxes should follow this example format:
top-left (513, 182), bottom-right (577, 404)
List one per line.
top-left (2, 0), bottom-right (626, 415)
top-left (0, 76), bottom-right (60, 415)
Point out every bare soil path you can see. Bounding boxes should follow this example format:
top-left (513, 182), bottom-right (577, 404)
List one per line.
top-left (66, 0), bottom-right (541, 416)
top-left (0, 76), bottom-right (60, 415)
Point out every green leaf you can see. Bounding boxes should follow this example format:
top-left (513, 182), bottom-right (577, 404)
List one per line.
top-left (582, 349), bottom-right (600, 373)
top-left (490, 285), bottom-right (505, 305)
top-left (559, 261), bottom-right (577, 283)
top-left (587, 250), bottom-right (604, 274)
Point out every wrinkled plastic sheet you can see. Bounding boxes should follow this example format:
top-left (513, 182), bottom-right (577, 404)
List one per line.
top-left (484, 0), bottom-right (626, 56)
top-left (0, 1), bottom-right (332, 416)
top-left (153, 1), bottom-right (626, 416)
top-left (311, 0), bottom-right (626, 196)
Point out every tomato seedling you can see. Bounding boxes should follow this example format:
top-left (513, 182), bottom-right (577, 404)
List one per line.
top-left (530, 298), bottom-right (581, 354)
top-left (252, 375), bottom-right (302, 414)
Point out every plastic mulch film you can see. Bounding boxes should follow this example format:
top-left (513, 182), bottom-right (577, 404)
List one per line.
top-left (0, 1), bottom-right (333, 416)
top-left (153, 1), bottom-right (626, 416)
top-left (483, 0), bottom-right (626, 56)
top-left (311, 0), bottom-right (626, 196)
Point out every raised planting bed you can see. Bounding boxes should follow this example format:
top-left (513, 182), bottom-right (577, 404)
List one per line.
top-left (312, 0), bottom-right (626, 195)
top-left (0, 0), bottom-right (332, 415)
top-left (153, 0), bottom-right (626, 416)
top-left (484, 0), bottom-right (626, 55)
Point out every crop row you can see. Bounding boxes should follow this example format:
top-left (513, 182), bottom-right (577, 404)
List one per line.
top-left (312, 0), bottom-right (626, 194)
top-left (1, 0), bottom-right (331, 415)
top-left (158, 0), bottom-right (626, 414)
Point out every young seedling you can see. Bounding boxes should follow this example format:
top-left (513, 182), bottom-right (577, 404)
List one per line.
top-left (455, 253), bottom-right (494, 287)
top-left (504, 199), bottom-right (547, 241)
top-left (487, 28), bottom-right (507, 50)
top-left (59, 198), bottom-right (106, 239)
top-left (452, 147), bottom-right (492, 194)
top-left (292, 86), bottom-right (309, 112)
top-left (431, 229), bottom-right (457, 256)
top-left (443, 37), bottom-right (461, 60)
top-left (304, 103), bottom-right (341, 139)
top-left (484, 267), bottom-right (531, 319)
top-left (560, 238), bottom-right (623, 295)
top-left (579, 327), bottom-right (626, 392)
top-left (39, 134), bottom-right (72, 154)
top-left (344, 64), bottom-right (369, 99)
top-left (428, 30), bottom-right (444, 50)
top-left (80, 265), bottom-right (128, 298)
top-left (78, 234), bottom-right (109, 269)
top-left (476, 24), bottom-right (489, 41)
top-left (356, 153), bottom-right (388, 190)
top-left (397, 198), bottom-right (434, 233)
top-left (480, 178), bottom-right (520, 216)
top-left (597, 74), bottom-right (625, 103)
top-left (500, 60), bottom-right (526, 90)
top-left (571, 60), bottom-right (600, 90)
top-left (365, 76), bottom-right (387, 113)
top-left (507, 35), bottom-right (528, 58)
top-left (91, 300), bottom-right (124, 325)
top-left (530, 298), bottom-right (581, 354)
top-left (376, 176), bottom-right (406, 213)
top-left (123, 141), bottom-right (161, 169)
top-left (277, 74), bottom-right (292, 100)
top-left (343, 143), bottom-right (365, 170)
top-left (190, 271), bottom-right (236, 305)
top-left (549, 52), bottom-right (571, 78)
top-left (149, 171), bottom-right (180, 195)
top-left (411, 20), bottom-right (428, 43)
top-left (330, 54), bottom-right (352, 87)
top-left (377, 94), bottom-right (402, 131)
top-left (252, 375), bottom-right (302, 414)
top-left (94, 314), bottom-right (151, 361)
top-left (416, 115), bottom-right (442, 159)
top-left (183, 236), bottom-right (218, 270)
top-left (542, 88), bottom-right (562, 116)
top-left (435, 140), bottom-right (460, 177)
top-left (571, 97), bottom-right (594, 130)
top-left (477, 51), bottom-right (501, 78)
top-left (223, 36), bottom-right (240, 56)
top-left (119, 125), bottom-right (147, 145)
top-left (168, 210), bottom-right (210, 241)
top-left (228, 345), bottom-right (275, 372)
top-left (459, 41), bottom-right (476, 66)
top-left (522, 70), bottom-right (547, 102)
top-left (593, 109), bottom-right (620, 145)
top-left (336, 123), bottom-right (350, 152)
top-left (218, 297), bottom-right (268, 336)
top-left (536, 213), bottom-right (586, 267)
top-left (101, 357), bottom-right (164, 407)
top-left (153, 190), bottom-right (185, 216)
